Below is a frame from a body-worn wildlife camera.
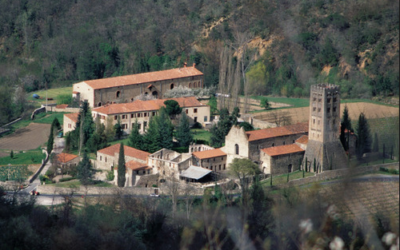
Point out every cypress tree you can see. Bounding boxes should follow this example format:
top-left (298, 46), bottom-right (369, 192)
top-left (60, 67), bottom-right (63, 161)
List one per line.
top-left (313, 158), bottom-right (316, 172)
top-left (342, 105), bottom-right (352, 131)
top-left (10, 150), bottom-right (13, 159)
top-left (176, 112), bottom-right (193, 147)
top-left (117, 143), bottom-right (126, 187)
top-left (373, 133), bottom-right (379, 152)
top-left (47, 128), bottom-right (54, 154)
top-left (158, 107), bottom-right (174, 149)
top-left (270, 174), bottom-right (272, 186)
top-left (356, 113), bottom-right (372, 160)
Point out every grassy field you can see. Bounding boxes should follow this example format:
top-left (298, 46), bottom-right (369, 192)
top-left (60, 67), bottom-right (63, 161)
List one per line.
top-left (0, 165), bottom-right (33, 181)
top-left (261, 170), bottom-right (315, 186)
top-left (0, 150), bottom-right (45, 165)
top-left (27, 86), bottom-right (73, 107)
top-left (192, 129), bottom-right (212, 144)
top-left (8, 112), bottom-right (67, 132)
top-left (49, 179), bottom-right (113, 188)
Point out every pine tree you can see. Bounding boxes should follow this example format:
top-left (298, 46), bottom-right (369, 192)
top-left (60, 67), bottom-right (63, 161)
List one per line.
top-left (114, 117), bottom-right (123, 140)
top-left (77, 152), bottom-right (93, 185)
top-left (145, 117), bottom-right (161, 153)
top-left (176, 112), bottom-right (193, 147)
top-left (342, 105), bottom-right (352, 131)
top-left (128, 120), bottom-right (143, 150)
top-left (117, 143), bottom-right (126, 187)
top-left (356, 113), bottom-right (372, 160)
top-left (158, 107), bottom-right (174, 149)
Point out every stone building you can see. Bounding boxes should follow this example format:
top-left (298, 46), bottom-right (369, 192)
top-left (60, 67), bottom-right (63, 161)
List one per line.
top-left (303, 84), bottom-right (347, 171)
top-left (72, 64), bottom-right (204, 108)
top-left (224, 123), bottom-right (308, 165)
top-left (91, 96), bottom-right (210, 134)
top-left (63, 113), bottom-right (79, 134)
top-left (147, 149), bottom-right (192, 180)
top-left (56, 153), bottom-right (80, 175)
top-left (192, 148), bottom-right (227, 172)
top-left (260, 144), bottom-right (305, 175)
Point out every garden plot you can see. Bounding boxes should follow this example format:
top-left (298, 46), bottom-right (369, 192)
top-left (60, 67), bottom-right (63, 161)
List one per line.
top-left (0, 123), bottom-right (51, 150)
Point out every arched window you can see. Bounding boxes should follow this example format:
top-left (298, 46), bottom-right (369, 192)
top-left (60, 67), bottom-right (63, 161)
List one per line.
top-left (189, 82), bottom-right (192, 88)
top-left (98, 102), bottom-right (102, 107)
top-left (116, 91), bottom-right (121, 98)
top-left (152, 91), bottom-right (158, 98)
top-left (170, 83), bottom-right (174, 89)
top-left (272, 143), bottom-right (274, 147)
top-left (235, 144), bottom-right (239, 155)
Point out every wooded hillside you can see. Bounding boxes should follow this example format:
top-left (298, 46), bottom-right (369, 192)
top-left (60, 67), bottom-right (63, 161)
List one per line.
top-left (0, 0), bottom-right (398, 123)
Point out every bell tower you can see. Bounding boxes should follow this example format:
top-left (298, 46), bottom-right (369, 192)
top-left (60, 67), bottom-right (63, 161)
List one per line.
top-left (304, 84), bottom-right (347, 172)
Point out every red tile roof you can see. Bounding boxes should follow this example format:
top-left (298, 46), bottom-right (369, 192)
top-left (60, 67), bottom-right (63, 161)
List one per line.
top-left (64, 113), bottom-right (80, 123)
top-left (261, 144), bottom-right (305, 157)
top-left (57, 153), bottom-right (78, 163)
top-left (82, 66), bottom-right (203, 90)
top-left (295, 135), bottom-right (309, 145)
top-left (93, 96), bottom-right (205, 115)
top-left (245, 123), bottom-right (308, 142)
top-left (97, 144), bottom-right (150, 161)
top-left (126, 160), bottom-right (151, 171)
top-left (193, 148), bottom-right (226, 159)
top-left (56, 104), bottom-right (68, 109)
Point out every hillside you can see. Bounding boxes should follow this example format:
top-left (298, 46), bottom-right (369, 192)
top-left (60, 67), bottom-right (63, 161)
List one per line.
top-left (0, 0), bottom-right (398, 124)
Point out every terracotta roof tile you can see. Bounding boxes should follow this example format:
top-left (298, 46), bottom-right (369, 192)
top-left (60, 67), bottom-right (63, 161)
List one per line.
top-left (126, 160), bottom-right (151, 171)
top-left (97, 144), bottom-right (150, 161)
top-left (57, 153), bottom-right (78, 163)
top-left (261, 144), bottom-right (305, 157)
top-left (64, 113), bottom-right (80, 123)
top-left (245, 123), bottom-right (308, 142)
top-left (93, 96), bottom-right (205, 115)
top-left (82, 66), bottom-right (203, 90)
top-left (56, 104), bottom-right (68, 109)
top-left (295, 135), bottom-right (309, 144)
top-left (193, 148), bottom-right (226, 159)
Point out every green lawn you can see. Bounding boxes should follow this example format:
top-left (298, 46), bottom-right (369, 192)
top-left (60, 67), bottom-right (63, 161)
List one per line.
top-left (8, 112), bottom-right (68, 132)
top-left (0, 165), bottom-right (33, 181)
top-left (261, 170), bottom-right (315, 186)
top-left (0, 150), bottom-right (45, 165)
top-left (108, 138), bottom-right (130, 146)
top-left (27, 86), bottom-right (73, 107)
top-left (50, 179), bottom-right (113, 188)
top-left (192, 129), bottom-right (212, 145)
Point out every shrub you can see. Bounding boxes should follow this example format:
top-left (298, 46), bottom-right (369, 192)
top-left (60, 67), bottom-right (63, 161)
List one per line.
top-left (191, 122), bottom-right (202, 129)
top-left (106, 171), bottom-right (114, 181)
top-left (59, 177), bottom-right (75, 182)
top-left (56, 94), bottom-right (72, 105)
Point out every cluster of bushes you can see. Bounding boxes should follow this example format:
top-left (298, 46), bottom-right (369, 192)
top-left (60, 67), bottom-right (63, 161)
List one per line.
top-left (379, 167), bottom-right (399, 175)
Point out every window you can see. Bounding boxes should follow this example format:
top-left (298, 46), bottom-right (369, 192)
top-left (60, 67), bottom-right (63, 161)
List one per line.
top-left (272, 143), bottom-right (274, 147)
top-left (235, 144), bottom-right (239, 155)
top-left (138, 124), bottom-right (141, 130)
top-left (313, 97), bottom-right (316, 101)
top-left (131, 114), bottom-right (134, 118)
top-left (194, 117), bottom-right (197, 123)
top-left (100, 156), bottom-right (102, 161)
top-left (219, 165), bottom-right (221, 170)
top-left (194, 108), bottom-right (197, 113)
top-left (318, 120), bottom-right (320, 125)
top-left (68, 124), bottom-right (71, 128)
top-left (223, 164), bottom-right (226, 170)
top-left (116, 91), bottom-right (121, 98)
top-left (105, 157), bottom-right (107, 162)
top-left (333, 107), bottom-right (336, 112)
top-left (318, 98), bottom-right (321, 102)
top-left (283, 141), bottom-right (285, 145)
top-left (333, 97), bottom-right (337, 102)
top-left (313, 107), bottom-right (316, 112)
top-left (185, 109), bottom-right (188, 114)
top-left (170, 83), bottom-right (174, 89)
top-left (98, 102), bottom-right (102, 107)
top-left (144, 121), bottom-right (147, 128)
top-left (204, 116), bottom-right (207, 122)
top-left (122, 115), bottom-right (126, 119)
top-left (114, 115), bottom-right (117, 120)
top-left (152, 112), bottom-right (156, 116)
top-left (122, 124), bottom-right (127, 129)
top-left (327, 98), bottom-right (331, 103)
top-left (327, 108), bottom-right (330, 113)
top-left (138, 113), bottom-right (141, 118)
top-left (144, 112), bottom-right (147, 117)
top-left (214, 158), bottom-right (215, 162)
top-left (318, 108), bottom-right (321, 112)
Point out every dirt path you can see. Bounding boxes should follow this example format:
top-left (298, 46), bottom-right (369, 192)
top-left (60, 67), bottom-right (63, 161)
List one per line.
top-left (0, 123), bottom-right (51, 150)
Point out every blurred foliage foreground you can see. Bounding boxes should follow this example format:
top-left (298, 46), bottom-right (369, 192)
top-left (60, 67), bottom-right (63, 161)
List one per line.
top-left (0, 175), bottom-right (398, 250)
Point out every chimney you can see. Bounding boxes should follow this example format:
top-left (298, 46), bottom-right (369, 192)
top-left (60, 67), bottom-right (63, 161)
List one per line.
top-left (184, 62), bottom-right (187, 68)
top-left (193, 63), bottom-right (196, 68)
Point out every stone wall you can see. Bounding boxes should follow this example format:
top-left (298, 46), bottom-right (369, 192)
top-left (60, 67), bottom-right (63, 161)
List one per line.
top-left (286, 162), bottom-right (399, 187)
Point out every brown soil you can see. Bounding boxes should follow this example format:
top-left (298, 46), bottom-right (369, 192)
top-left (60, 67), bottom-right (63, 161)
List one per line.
top-left (0, 123), bottom-right (51, 150)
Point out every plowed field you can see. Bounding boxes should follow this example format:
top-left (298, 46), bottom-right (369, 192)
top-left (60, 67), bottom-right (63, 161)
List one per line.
top-left (0, 123), bottom-right (51, 150)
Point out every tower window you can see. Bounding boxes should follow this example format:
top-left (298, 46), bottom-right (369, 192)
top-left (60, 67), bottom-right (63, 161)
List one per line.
top-left (235, 144), bottom-right (239, 155)
top-left (333, 97), bottom-right (337, 102)
top-left (327, 108), bottom-right (330, 113)
top-left (333, 107), bottom-right (336, 112)
top-left (313, 107), bottom-right (316, 112)
top-left (116, 91), bottom-right (121, 98)
top-left (327, 98), bottom-right (331, 103)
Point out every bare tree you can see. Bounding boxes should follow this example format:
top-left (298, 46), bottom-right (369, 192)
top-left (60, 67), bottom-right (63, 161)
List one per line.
top-left (182, 183), bottom-right (196, 220)
top-left (164, 177), bottom-right (180, 218)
